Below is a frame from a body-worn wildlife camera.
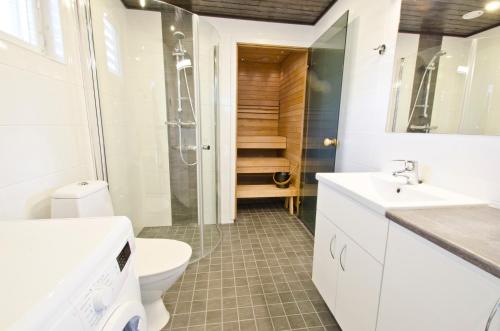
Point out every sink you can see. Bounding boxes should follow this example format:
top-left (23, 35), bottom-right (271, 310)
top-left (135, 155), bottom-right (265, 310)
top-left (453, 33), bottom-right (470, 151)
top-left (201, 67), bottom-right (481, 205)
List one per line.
top-left (316, 172), bottom-right (486, 215)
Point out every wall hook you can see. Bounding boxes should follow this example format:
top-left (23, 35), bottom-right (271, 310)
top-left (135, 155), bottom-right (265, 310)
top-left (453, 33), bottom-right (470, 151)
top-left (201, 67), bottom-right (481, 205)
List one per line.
top-left (374, 44), bottom-right (386, 55)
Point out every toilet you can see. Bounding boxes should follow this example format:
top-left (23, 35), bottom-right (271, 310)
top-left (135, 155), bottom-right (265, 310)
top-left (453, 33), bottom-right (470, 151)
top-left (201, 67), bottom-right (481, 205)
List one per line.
top-left (50, 180), bottom-right (192, 331)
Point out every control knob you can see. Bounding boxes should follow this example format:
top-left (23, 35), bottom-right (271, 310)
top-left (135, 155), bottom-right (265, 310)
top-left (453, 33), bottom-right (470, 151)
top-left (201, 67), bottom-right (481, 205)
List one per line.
top-left (92, 287), bottom-right (113, 312)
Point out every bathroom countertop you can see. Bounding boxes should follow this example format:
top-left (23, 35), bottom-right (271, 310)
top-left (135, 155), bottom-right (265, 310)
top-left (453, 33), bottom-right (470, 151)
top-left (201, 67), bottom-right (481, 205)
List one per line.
top-left (386, 206), bottom-right (500, 278)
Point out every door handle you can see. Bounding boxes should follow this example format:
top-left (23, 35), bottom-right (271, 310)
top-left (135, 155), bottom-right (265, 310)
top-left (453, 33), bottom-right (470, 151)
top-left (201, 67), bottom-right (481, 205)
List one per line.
top-left (339, 245), bottom-right (347, 271)
top-left (329, 235), bottom-right (336, 260)
top-left (323, 137), bottom-right (337, 147)
top-left (202, 145), bottom-right (211, 150)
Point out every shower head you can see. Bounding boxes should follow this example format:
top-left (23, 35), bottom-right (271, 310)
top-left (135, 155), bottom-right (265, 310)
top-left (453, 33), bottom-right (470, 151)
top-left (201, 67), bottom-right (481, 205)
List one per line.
top-left (426, 50), bottom-right (447, 70)
top-left (173, 31), bottom-right (185, 40)
top-left (435, 50), bottom-right (447, 57)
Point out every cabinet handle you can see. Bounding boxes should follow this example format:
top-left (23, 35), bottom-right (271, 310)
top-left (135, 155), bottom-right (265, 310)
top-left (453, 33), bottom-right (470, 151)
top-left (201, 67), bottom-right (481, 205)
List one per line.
top-left (329, 235), bottom-right (336, 260)
top-left (485, 297), bottom-right (500, 331)
top-left (339, 245), bottom-right (347, 271)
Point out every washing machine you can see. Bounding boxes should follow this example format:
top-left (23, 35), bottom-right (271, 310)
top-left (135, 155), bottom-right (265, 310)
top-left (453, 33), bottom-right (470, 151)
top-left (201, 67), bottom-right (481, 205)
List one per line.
top-left (0, 216), bottom-right (147, 331)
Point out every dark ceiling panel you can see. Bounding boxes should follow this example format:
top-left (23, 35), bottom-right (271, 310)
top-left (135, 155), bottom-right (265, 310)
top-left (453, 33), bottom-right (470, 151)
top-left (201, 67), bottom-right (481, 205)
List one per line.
top-left (122, 0), bottom-right (337, 25)
top-left (400, 0), bottom-right (500, 37)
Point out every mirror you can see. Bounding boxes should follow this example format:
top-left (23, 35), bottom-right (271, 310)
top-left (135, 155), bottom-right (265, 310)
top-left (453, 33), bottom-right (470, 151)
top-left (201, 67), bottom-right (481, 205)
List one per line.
top-left (387, 0), bottom-right (500, 135)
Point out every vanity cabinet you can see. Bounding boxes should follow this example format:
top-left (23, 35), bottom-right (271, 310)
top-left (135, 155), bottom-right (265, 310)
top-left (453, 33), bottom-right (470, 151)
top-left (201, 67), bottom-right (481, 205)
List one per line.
top-left (334, 231), bottom-right (383, 331)
top-left (313, 182), bottom-right (388, 331)
top-left (312, 212), bottom-right (341, 310)
top-left (377, 222), bottom-right (500, 331)
top-left (312, 177), bottom-right (500, 331)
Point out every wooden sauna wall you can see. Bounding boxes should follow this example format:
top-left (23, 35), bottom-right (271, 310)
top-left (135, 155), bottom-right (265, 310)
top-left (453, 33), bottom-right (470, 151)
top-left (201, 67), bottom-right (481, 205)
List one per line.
top-left (278, 52), bottom-right (309, 193)
top-left (237, 62), bottom-right (281, 137)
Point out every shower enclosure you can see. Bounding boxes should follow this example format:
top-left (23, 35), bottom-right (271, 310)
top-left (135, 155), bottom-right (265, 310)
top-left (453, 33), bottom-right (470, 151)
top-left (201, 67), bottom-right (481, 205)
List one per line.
top-left (76, 0), bottom-right (221, 262)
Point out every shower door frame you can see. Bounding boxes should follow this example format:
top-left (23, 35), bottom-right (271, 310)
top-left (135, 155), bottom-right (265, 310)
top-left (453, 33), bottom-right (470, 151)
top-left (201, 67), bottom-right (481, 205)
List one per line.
top-left (74, 0), bottom-right (220, 261)
top-left (192, 15), bottom-right (205, 254)
top-left (74, 0), bottom-right (108, 182)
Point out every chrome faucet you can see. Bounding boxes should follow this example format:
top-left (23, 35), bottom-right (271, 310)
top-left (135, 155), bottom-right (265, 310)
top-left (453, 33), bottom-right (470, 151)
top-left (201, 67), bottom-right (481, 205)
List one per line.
top-left (392, 160), bottom-right (421, 185)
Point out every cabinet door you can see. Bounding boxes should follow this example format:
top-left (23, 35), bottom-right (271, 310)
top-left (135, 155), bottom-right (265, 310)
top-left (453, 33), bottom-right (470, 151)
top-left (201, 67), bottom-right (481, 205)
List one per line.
top-left (312, 211), bottom-right (340, 311)
top-left (335, 234), bottom-right (383, 331)
top-left (377, 223), bottom-right (500, 331)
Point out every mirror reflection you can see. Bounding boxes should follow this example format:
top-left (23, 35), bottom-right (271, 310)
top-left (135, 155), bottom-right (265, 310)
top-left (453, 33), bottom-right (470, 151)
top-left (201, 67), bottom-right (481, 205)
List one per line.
top-left (387, 0), bottom-right (500, 135)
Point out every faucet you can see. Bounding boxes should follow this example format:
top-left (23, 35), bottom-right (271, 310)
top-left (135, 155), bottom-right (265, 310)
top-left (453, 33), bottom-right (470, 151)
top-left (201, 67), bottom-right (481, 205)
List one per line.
top-left (392, 160), bottom-right (421, 185)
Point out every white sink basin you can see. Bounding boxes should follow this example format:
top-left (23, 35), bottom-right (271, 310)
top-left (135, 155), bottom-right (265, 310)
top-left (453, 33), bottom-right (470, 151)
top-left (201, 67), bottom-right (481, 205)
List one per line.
top-left (316, 172), bottom-right (485, 215)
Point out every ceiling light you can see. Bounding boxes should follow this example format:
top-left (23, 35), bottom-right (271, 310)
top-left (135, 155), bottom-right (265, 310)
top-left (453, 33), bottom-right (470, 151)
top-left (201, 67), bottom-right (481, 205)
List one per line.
top-left (462, 10), bottom-right (484, 19)
top-left (170, 25), bottom-right (175, 31)
top-left (485, 1), bottom-right (500, 11)
top-left (139, 0), bottom-right (146, 8)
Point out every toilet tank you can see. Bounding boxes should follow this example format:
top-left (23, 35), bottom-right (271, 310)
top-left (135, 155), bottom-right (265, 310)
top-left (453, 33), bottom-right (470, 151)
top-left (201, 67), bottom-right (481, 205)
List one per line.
top-left (51, 181), bottom-right (115, 218)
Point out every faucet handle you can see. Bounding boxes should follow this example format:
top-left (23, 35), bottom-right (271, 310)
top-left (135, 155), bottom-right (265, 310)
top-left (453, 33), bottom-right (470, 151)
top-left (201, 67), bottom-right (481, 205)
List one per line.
top-left (406, 160), bottom-right (418, 171)
top-left (391, 159), bottom-right (417, 171)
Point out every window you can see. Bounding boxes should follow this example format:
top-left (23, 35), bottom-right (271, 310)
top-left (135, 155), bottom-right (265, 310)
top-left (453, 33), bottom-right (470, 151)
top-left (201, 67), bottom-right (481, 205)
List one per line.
top-left (103, 15), bottom-right (122, 75)
top-left (0, 0), bottom-right (65, 62)
top-left (44, 0), bottom-right (65, 61)
top-left (0, 0), bottom-right (39, 47)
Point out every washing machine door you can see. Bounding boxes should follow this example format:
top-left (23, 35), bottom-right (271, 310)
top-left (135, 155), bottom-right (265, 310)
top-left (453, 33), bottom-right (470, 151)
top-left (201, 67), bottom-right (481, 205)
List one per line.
top-left (102, 301), bottom-right (147, 331)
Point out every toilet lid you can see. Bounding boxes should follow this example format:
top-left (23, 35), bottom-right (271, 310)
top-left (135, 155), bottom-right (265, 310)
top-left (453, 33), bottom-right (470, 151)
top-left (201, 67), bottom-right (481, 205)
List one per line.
top-left (135, 238), bottom-right (192, 277)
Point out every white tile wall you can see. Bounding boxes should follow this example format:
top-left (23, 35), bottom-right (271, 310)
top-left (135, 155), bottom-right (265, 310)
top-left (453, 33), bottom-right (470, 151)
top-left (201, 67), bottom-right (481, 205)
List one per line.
top-left (431, 36), bottom-right (470, 133)
top-left (461, 27), bottom-right (500, 135)
top-left (0, 1), bottom-right (94, 220)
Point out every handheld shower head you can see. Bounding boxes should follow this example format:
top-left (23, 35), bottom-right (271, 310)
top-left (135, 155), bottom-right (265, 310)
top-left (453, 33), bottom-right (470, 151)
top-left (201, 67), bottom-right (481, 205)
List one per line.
top-left (173, 31), bottom-right (185, 40)
top-left (426, 50), bottom-right (447, 70)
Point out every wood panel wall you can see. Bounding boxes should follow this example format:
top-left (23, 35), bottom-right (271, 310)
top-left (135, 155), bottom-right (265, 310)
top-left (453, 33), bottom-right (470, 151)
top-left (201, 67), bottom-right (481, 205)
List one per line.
top-left (278, 52), bottom-right (309, 192)
top-left (237, 62), bottom-right (280, 136)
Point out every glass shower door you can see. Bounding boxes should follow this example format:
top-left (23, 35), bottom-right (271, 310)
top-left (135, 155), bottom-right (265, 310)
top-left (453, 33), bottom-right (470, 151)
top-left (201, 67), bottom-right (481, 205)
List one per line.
top-left (197, 17), bottom-right (221, 255)
top-left (298, 12), bottom-right (348, 234)
top-left (82, 0), bottom-right (220, 262)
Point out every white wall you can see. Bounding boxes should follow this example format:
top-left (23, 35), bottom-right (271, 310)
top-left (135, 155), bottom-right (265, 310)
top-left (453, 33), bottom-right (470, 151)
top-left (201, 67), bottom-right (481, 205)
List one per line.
top-left (315, 0), bottom-right (500, 207)
top-left (461, 26), bottom-right (500, 135)
top-left (432, 36), bottom-right (470, 133)
top-left (201, 16), bottom-right (315, 222)
top-left (0, 1), bottom-right (94, 220)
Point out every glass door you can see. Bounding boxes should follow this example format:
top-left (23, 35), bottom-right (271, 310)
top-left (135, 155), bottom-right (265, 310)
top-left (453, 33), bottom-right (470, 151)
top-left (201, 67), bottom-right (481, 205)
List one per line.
top-left (298, 12), bottom-right (349, 234)
top-left (81, 0), bottom-right (220, 262)
top-left (196, 17), bottom-right (221, 255)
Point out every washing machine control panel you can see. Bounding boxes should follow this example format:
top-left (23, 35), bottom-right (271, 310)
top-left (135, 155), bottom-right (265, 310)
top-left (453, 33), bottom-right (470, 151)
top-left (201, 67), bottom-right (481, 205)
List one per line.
top-left (116, 241), bottom-right (131, 271)
top-left (71, 240), bottom-right (132, 329)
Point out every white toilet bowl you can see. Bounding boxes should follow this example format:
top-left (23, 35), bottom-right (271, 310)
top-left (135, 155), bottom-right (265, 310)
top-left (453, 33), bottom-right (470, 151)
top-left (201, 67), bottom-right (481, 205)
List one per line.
top-left (50, 181), bottom-right (193, 331)
top-left (135, 238), bottom-right (192, 331)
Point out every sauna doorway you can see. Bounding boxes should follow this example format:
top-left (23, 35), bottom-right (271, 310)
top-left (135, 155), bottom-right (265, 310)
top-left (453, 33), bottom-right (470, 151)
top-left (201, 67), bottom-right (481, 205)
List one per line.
top-left (235, 44), bottom-right (308, 215)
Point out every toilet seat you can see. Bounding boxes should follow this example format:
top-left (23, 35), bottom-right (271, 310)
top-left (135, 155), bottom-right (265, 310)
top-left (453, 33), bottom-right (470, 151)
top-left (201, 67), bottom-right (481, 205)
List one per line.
top-left (135, 238), bottom-right (192, 279)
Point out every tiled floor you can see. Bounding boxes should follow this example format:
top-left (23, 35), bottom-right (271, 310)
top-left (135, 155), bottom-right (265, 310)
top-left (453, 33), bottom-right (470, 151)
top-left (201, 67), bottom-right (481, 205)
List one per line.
top-left (161, 199), bottom-right (341, 331)
top-left (138, 224), bottom-right (221, 262)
